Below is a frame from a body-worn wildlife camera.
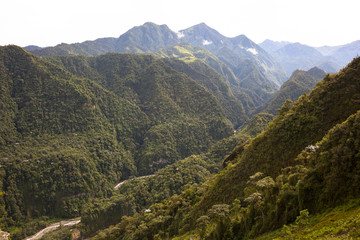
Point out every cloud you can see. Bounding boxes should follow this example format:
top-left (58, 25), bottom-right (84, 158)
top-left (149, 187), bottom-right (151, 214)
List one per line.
top-left (202, 40), bottom-right (213, 46)
top-left (246, 48), bottom-right (258, 55)
top-left (177, 31), bottom-right (185, 39)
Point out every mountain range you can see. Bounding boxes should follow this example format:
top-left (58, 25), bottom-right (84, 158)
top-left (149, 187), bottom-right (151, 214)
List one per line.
top-left (0, 45), bottom-right (235, 239)
top-left (1, 21), bottom-right (360, 240)
top-left (26, 22), bottom-right (360, 80)
top-left (24, 22), bottom-right (360, 116)
top-left (260, 39), bottom-right (360, 75)
top-left (91, 55), bottom-right (360, 240)
top-left (256, 67), bottom-right (326, 115)
top-left (24, 22), bottom-right (291, 117)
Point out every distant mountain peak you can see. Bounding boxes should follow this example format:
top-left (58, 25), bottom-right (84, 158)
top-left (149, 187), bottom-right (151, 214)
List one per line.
top-left (24, 45), bottom-right (42, 51)
top-left (142, 21), bottom-right (158, 26)
top-left (191, 22), bottom-right (211, 29)
top-left (259, 39), bottom-right (292, 53)
top-left (307, 66), bottom-right (326, 78)
top-left (129, 22), bottom-right (173, 32)
top-left (180, 22), bottom-right (222, 35)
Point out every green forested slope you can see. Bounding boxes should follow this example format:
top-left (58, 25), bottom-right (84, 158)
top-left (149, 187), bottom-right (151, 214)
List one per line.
top-left (90, 57), bottom-right (360, 239)
top-left (50, 53), bottom-right (234, 174)
top-left (156, 43), bottom-right (276, 116)
top-left (0, 46), bottom-right (146, 237)
top-left (29, 22), bottom-right (286, 116)
top-left (258, 67), bottom-right (326, 115)
top-left (0, 46), bottom-right (233, 239)
top-left (156, 43), bottom-right (239, 86)
top-left (77, 109), bottom-right (273, 237)
top-left (162, 57), bottom-right (247, 127)
top-left (198, 57), bottom-right (360, 210)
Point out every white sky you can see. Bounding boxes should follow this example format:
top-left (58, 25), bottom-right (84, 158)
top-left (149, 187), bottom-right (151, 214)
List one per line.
top-left (1, 0), bottom-right (359, 48)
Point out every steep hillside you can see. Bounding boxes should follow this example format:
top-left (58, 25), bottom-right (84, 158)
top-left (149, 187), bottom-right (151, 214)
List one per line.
top-left (157, 43), bottom-right (278, 114)
top-left (30, 22), bottom-right (178, 56)
top-left (330, 40), bottom-right (360, 66)
top-left (114, 22), bottom-right (180, 53)
top-left (0, 45), bottom-right (147, 233)
top-left (0, 46), bottom-right (234, 238)
top-left (272, 42), bottom-right (327, 75)
top-left (81, 131), bottom-right (249, 236)
top-left (48, 53), bottom-right (234, 174)
top-left (233, 59), bottom-right (277, 106)
top-left (179, 23), bottom-right (287, 87)
top-left (258, 67), bottom-right (326, 115)
top-left (162, 57), bottom-right (247, 127)
top-left (256, 200), bottom-right (360, 240)
top-left (29, 22), bottom-right (287, 93)
top-left (75, 106), bottom-right (272, 236)
top-left (236, 113), bottom-right (274, 139)
top-left (258, 39), bottom-right (291, 53)
top-left (199, 57), bottom-right (360, 209)
top-left (156, 43), bottom-right (239, 86)
top-left (90, 57), bottom-right (360, 240)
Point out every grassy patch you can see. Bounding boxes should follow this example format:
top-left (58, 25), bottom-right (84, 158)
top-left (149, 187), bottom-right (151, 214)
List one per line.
top-left (256, 200), bottom-right (360, 240)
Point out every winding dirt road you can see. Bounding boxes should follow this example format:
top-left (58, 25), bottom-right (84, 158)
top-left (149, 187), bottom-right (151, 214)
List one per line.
top-left (23, 175), bottom-right (155, 240)
top-left (24, 217), bottom-right (81, 240)
top-left (114, 174), bottom-right (155, 190)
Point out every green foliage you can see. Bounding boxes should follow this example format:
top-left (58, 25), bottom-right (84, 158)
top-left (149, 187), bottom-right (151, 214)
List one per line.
top-left (295, 209), bottom-right (309, 226)
top-left (157, 43), bottom-right (239, 93)
top-left (259, 67), bottom-right (326, 115)
top-left (298, 109), bottom-right (360, 212)
top-left (163, 57), bottom-right (247, 128)
top-left (51, 52), bottom-right (234, 174)
top-left (198, 57), bottom-right (360, 211)
top-left (0, 45), bottom-right (234, 238)
top-left (80, 131), bottom-right (246, 236)
top-left (157, 43), bottom-right (280, 117)
top-left (237, 113), bottom-right (274, 139)
top-left (256, 200), bottom-right (360, 240)
top-left (89, 57), bottom-right (360, 240)
top-left (196, 215), bottom-right (210, 239)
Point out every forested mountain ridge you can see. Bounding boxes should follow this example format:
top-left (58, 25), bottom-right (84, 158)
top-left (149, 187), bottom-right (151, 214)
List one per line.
top-left (79, 109), bottom-right (274, 236)
top-left (0, 45), bottom-right (234, 238)
top-left (1, 21), bottom-right (359, 240)
top-left (91, 57), bottom-right (360, 239)
top-left (193, 57), bottom-right (360, 216)
top-left (161, 57), bottom-right (248, 127)
top-left (49, 52), bottom-right (235, 174)
top-left (28, 22), bottom-right (287, 106)
top-left (257, 67), bottom-right (326, 115)
top-left (178, 23), bottom-right (288, 87)
top-left (156, 43), bottom-right (277, 115)
top-left (29, 22), bottom-right (178, 56)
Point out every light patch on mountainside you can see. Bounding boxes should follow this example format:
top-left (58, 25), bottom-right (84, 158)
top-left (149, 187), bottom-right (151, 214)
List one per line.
top-left (247, 48), bottom-right (258, 55)
top-left (203, 40), bottom-right (213, 46)
top-left (177, 31), bottom-right (185, 39)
